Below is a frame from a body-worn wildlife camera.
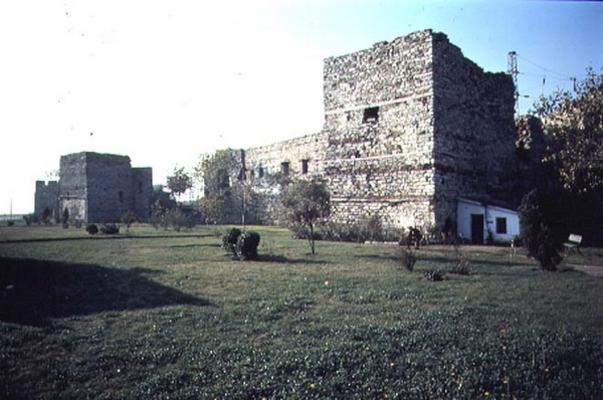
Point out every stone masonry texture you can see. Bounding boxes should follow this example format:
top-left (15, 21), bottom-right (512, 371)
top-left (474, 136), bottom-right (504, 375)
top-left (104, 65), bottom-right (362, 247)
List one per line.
top-left (35, 152), bottom-right (153, 223)
top-left (209, 29), bottom-right (517, 230)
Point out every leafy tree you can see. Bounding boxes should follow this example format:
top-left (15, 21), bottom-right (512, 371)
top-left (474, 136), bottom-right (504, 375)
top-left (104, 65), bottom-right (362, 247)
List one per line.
top-left (533, 67), bottom-right (603, 194)
top-left (167, 167), bottom-right (193, 199)
top-left (194, 149), bottom-right (256, 224)
top-left (121, 210), bottom-right (137, 233)
top-left (200, 196), bottom-right (225, 225)
top-left (281, 179), bottom-right (330, 255)
top-left (518, 189), bottom-right (562, 271)
top-left (527, 68), bottom-right (603, 245)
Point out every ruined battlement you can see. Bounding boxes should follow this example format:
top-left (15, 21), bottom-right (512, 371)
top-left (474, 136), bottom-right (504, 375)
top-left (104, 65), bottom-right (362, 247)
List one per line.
top-left (35, 152), bottom-right (153, 223)
top-left (205, 29), bottom-right (518, 230)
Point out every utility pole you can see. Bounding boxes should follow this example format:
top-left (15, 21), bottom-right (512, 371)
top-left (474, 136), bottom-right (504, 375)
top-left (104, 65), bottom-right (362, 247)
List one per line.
top-left (9, 198), bottom-right (12, 219)
top-left (507, 51), bottom-right (519, 117)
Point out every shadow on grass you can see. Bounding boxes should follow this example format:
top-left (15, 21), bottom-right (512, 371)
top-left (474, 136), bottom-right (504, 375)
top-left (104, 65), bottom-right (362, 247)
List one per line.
top-left (256, 254), bottom-right (328, 265)
top-left (358, 253), bottom-right (524, 268)
top-left (0, 257), bottom-right (212, 326)
top-left (169, 243), bottom-right (220, 249)
top-left (0, 234), bottom-right (213, 244)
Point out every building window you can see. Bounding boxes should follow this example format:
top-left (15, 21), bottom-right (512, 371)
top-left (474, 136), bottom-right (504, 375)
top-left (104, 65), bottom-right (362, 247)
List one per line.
top-left (301, 159), bottom-right (309, 174)
top-left (138, 182), bottom-right (143, 194)
top-left (362, 106), bottom-right (379, 123)
top-left (118, 191), bottom-right (124, 203)
top-left (281, 162), bottom-right (290, 176)
top-left (496, 217), bottom-right (507, 234)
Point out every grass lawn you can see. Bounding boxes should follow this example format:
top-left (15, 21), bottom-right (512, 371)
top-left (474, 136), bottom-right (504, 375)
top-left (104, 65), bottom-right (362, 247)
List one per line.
top-left (1, 224), bottom-right (602, 399)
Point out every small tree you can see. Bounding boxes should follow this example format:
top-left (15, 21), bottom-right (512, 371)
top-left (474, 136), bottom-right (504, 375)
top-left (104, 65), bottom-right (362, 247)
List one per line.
top-left (518, 189), bottom-right (562, 271)
top-left (62, 208), bottom-right (69, 228)
top-left (121, 210), bottom-right (137, 233)
top-left (281, 179), bottom-right (330, 255)
top-left (167, 167), bottom-right (193, 200)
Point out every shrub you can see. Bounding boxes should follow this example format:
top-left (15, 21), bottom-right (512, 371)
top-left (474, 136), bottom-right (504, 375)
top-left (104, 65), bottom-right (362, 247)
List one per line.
top-left (121, 210), bottom-right (137, 232)
top-left (165, 208), bottom-right (189, 232)
top-left (235, 231), bottom-right (261, 261)
top-left (403, 227), bottom-right (423, 249)
top-left (320, 222), bottom-right (367, 243)
top-left (518, 189), bottom-right (562, 271)
top-left (424, 269), bottom-right (445, 281)
top-left (7, 221), bottom-right (15, 227)
top-left (450, 254), bottom-right (470, 275)
top-left (23, 214), bottom-right (34, 226)
top-left (86, 224), bottom-right (98, 235)
top-left (222, 228), bottom-right (242, 255)
top-left (401, 249), bottom-right (417, 272)
top-left (289, 224), bottom-right (322, 241)
top-left (100, 224), bottom-right (120, 235)
top-left (62, 208), bottom-right (69, 228)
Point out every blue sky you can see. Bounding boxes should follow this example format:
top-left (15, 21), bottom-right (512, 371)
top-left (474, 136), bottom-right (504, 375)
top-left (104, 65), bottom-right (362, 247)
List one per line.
top-left (1, 0), bottom-right (602, 214)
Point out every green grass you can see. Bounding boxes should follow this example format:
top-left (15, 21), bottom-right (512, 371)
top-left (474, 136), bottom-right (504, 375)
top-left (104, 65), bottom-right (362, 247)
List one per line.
top-left (1, 225), bottom-right (602, 399)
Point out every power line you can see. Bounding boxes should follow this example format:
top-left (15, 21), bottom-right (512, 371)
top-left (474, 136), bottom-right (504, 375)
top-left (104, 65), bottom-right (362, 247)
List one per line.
top-left (516, 54), bottom-right (573, 81)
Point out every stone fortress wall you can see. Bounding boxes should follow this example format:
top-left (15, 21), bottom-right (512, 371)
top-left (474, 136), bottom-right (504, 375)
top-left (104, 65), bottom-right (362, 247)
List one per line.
top-left (35, 152), bottom-right (153, 223)
top-left (34, 181), bottom-right (59, 220)
top-left (230, 29), bottom-right (517, 230)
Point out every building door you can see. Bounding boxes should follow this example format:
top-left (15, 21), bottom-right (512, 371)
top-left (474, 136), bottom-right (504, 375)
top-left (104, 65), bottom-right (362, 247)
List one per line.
top-left (471, 214), bottom-right (484, 244)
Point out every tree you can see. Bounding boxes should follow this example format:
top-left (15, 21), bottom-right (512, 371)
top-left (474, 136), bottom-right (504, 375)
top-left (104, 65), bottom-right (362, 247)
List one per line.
top-left (528, 68), bottom-right (603, 245)
top-left (281, 179), bottom-right (331, 255)
top-left (533, 67), bottom-right (603, 194)
top-left (194, 149), bottom-right (255, 224)
top-left (518, 189), bottom-right (562, 271)
top-left (166, 167), bottom-right (193, 199)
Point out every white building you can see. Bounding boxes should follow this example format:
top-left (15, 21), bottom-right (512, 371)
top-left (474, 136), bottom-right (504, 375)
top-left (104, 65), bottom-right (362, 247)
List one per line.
top-left (456, 198), bottom-right (519, 244)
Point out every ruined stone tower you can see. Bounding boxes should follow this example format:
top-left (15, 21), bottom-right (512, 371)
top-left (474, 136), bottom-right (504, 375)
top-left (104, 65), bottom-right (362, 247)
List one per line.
top-left (35, 152), bottom-right (153, 223)
top-left (221, 30), bottom-right (517, 231)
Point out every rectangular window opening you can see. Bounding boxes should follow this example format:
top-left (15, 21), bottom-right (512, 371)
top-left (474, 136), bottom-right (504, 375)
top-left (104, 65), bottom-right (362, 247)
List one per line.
top-left (301, 159), bottom-right (309, 174)
top-left (496, 217), bottom-right (507, 234)
top-left (281, 162), bottom-right (290, 176)
top-left (118, 191), bottom-right (124, 203)
top-left (362, 106), bottom-right (379, 123)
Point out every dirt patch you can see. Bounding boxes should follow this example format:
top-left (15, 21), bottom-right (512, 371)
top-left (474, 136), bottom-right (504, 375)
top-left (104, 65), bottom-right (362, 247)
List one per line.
top-left (568, 264), bottom-right (603, 278)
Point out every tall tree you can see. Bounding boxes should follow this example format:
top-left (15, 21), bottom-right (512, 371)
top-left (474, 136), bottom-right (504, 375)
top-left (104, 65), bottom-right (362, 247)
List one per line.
top-left (520, 68), bottom-right (603, 246)
top-left (281, 179), bottom-right (331, 255)
top-left (533, 67), bottom-right (603, 194)
top-left (166, 167), bottom-right (193, 199)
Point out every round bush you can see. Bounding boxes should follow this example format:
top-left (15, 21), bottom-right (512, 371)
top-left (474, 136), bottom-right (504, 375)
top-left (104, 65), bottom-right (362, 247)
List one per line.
top-left (86, 224), bottom-right (99, 235)
top-left (222, 228), bottom-right (242, 254)
top-left (100, 224), bottom-right (120, 235)
top-left (235, 231), bottom-right (261, 261)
